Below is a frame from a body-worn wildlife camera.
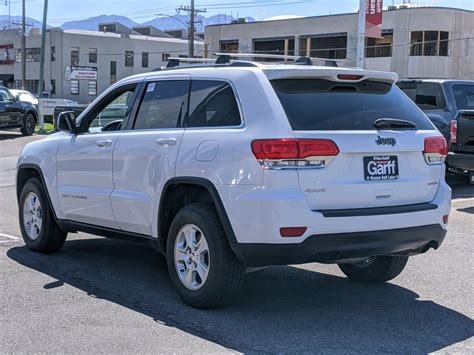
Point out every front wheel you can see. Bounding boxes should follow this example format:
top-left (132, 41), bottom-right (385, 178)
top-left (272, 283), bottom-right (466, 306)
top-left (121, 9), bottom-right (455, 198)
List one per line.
top-left (20, 113), bottom-right (36, 136)
top-left (338, 255), bottom-right (409, 283)
top-left (166, 203), bottom-right (245, 309)
top-left (19, 178), bottom-right (67, 253)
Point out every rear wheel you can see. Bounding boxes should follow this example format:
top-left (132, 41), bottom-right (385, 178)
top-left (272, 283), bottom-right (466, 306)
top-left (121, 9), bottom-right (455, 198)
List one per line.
top-left (338, 255), bottom-right (408, 283)
top-left (20, 113), bottom-right (35, 136)
top-left (166, 203), bottom-right (245, 309)
top-left (19, 178), bottom-right (67, 253)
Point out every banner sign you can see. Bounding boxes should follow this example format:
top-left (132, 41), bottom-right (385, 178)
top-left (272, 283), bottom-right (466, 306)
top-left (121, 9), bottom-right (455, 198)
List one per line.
top-left (0, 44), bottom-right (15, 65)
top-left (65, 65), bottom-right (98, 81)
top-left (365, 0), bottom-right (383, 38)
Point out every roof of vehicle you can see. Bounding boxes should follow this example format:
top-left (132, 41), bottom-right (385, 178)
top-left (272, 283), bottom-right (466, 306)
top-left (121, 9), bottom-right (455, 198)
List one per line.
top-left (398, 79), bottom-right (474, 84)
top-left (119, 64), bottom-right (399, 85)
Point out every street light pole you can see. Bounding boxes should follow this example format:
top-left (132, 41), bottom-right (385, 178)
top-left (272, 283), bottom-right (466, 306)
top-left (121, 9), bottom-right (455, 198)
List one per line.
top-left (21, 0), bottom-right (26, 89)
top-left (38, 0), bottom-right (48, 98)
top-left (356, 0), bottom-right (366, 69)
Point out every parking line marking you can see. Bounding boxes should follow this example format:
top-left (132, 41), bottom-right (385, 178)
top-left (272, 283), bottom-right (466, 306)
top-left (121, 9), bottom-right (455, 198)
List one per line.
top-left (0, 233), bottom-right (19, 240)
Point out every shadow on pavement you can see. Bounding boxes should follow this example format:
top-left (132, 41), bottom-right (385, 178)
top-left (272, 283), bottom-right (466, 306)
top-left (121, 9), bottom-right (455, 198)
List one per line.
top-left (7, 238), bottom-right (474, 353)
top-left (0, 132), bottom-right (23, 141)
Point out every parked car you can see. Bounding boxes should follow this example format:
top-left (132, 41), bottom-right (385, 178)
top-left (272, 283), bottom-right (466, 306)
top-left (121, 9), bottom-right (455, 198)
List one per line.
top-left (0, 86), bottom-right (38, 136)
top-left (9, 89), bottom-right (39, 107)
top-left (16, 61), bottom-right (451, 308)
top-left (397, 79), bottom-right (474, 181)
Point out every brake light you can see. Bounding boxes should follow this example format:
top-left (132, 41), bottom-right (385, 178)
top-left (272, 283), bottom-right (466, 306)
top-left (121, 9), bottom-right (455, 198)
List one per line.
top-left (423, 136), bottom-right (448, 165)
top-left (251, 139), bottom-right (339, 169)
top-left (450, 120), bottom-right (457, 144)
top-left (280, 227), bottom-right (307, 238)
top-left (337, 74), bottom-right (364, 81)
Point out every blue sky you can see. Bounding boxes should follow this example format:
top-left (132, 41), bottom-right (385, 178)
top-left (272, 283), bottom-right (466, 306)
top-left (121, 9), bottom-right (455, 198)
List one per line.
top-left (4, 0), bottom-right (474, 24)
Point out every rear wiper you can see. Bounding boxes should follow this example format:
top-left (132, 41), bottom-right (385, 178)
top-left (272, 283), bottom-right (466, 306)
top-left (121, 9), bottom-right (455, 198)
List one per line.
top-left (374, 118), bottom-right (417, 129)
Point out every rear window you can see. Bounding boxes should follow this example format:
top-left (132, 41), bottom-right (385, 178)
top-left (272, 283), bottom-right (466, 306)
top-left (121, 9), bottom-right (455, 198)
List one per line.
top-left (452, 84), bottom-right (474, 110)
top-left (271, 79), bottom-right (433, 131)
top-left (397, 82), bottom-right (446, 110)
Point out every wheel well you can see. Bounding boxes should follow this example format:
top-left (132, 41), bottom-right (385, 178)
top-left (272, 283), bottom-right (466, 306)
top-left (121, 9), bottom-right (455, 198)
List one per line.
top-left (26, 110), bottom-right (38, 123)
top-left (16, 167), bottom-right (41, 200)
top-left (159, 183), bottom-right (214, 251)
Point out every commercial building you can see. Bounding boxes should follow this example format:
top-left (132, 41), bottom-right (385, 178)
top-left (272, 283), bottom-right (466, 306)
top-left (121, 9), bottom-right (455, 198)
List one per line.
top-left (0, 23), bottom-right (203, 103)
top-left (205, 6), bottom-right (474, 79)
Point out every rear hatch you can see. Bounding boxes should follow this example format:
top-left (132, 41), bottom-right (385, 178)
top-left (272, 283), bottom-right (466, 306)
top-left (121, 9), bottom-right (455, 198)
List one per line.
top-left (271, 76), bottom-right (445, 210)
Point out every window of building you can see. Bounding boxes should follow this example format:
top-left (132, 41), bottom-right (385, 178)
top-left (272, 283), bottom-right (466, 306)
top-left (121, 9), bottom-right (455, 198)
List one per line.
top-left (110, 61), bottom-right (117, 85)
top-left (71, 47), bottom-right (79, 65)
top-left (70, 80), bottom-right (79, 95)
top-left (253, 38), bottom-right (295, 60)
top-left (142, 52), bottom-right (149, 67)
top-left (410, 31), bottom-right (449, 56)
top-left (15, 48), bottom-right (41, 63)
top-left (162, 53), bottom-right (170, 62)
top-left (125, 50), bottom-right (134, 67)
top-left (51, 46), bottom-right (56, 61)
top-left (89, 48), bottom-right (97, 63)
top-left (88, 81), bottom-right (97, 96)
top-left (50, 79), bottom-right (56, 95)
top-left (133, 81), bottom-right (188, 130)
top-left (187, 80), bottom-right (241, 127)
top-left (220, 40), bottom-right (239, 53)
top-left (299, 34), bottom-right (347, 59)
top-left (366, 30), bottom-right (393, 57)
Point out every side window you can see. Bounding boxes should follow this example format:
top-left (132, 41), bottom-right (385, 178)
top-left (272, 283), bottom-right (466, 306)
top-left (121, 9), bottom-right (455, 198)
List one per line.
top-left (0, 88), bottom-right (14, 102)
top-left (187, 80), bottom-right (241, 128)
top-left (133, 81), bottom-right (188, 130)
top-left (87, 86), bottom-right (137, 133)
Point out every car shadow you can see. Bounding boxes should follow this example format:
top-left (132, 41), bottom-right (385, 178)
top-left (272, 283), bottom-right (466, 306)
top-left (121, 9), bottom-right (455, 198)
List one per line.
top-left (7, 238), bottom-right (474, 353)
top-left (0, 131), bottom-right (23, 140)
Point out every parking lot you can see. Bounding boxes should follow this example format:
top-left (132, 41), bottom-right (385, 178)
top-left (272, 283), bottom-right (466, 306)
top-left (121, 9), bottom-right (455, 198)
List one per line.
top-left (1, 130), bottom-right (473, 353)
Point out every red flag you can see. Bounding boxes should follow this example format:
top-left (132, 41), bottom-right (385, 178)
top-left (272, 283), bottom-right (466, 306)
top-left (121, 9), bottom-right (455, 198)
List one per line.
top-left (366, 0), bottom-right (383, 38)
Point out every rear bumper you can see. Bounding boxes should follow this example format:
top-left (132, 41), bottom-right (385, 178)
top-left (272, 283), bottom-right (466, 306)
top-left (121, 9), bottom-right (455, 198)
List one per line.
top-left (231, 224), bottom-right (447, 267)
top-left (447, 152), bottom-right (474, 171)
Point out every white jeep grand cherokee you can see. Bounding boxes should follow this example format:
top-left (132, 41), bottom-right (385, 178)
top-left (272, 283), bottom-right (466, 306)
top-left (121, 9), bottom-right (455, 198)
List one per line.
top-left (16, 60), bottom-right (451, 308)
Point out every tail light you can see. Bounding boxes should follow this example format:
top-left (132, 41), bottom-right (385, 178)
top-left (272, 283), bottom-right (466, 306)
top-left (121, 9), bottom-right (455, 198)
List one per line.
top-left (450, 119), bottom-right (457, 144)
top-left (251, 139), bottom-right (339, 169)
top-left (423, 136), bottom-right (448, 165)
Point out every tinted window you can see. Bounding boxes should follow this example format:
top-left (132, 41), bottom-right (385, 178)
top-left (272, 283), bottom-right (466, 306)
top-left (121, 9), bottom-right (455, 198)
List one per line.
top-left (187, 80), bottom-right (241, 127)
top-left (397, 82), bottom-right (446, 110)
top-left (0, 88), bottom-right (14, 102)
top-left (134, 81), bottom-right (188, 130)
top-left (452, 84), bottom-right (474, 110)
top-left (272, 79), bottom-right (433, 131)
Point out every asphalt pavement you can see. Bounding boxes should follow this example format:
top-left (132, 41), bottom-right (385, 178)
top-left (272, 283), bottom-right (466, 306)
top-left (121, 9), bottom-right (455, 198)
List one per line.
top-left (1, 130), bottom-right (473, 353)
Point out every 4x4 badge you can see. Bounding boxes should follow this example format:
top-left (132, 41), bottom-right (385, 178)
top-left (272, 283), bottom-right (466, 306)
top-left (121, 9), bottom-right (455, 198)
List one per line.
top-left (375, 136), bottom-right (396, 146)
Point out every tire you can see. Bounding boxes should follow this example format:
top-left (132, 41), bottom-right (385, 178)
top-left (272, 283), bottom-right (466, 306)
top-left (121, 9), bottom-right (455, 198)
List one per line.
top-left (19, 177), bottom-right (67, 253)
top-left (338, 255), bottom-right (409, 283)
top-left (20, 113), bottom-right (35, 136)
top-left (166, 203), bottom-right (245, 309)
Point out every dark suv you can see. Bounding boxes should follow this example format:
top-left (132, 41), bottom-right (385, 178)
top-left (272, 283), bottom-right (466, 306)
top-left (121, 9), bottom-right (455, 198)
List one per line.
top-left (0, 86), bottom-right (38, 136)
top-left (397, 80), bottom-right (474, 182)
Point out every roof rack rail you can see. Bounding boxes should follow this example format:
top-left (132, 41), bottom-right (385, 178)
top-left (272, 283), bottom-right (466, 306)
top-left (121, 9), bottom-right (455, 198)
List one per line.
top-left (214, 52), bottom-right (342, 67)
top-left (161, 56), bottom-right (259, 70)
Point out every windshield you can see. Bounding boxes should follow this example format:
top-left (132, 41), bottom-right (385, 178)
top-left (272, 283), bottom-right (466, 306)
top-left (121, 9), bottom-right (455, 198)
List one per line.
top-left (453, 84), bottom-right (474, 110)
top-left (271, 79), bottom-right (434, 131)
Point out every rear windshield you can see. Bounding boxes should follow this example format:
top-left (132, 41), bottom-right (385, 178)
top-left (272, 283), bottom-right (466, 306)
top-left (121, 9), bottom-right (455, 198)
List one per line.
top-left (271, 79), bottom-right (434, 131)
top-left (452, 84), bottom-right (474, 110)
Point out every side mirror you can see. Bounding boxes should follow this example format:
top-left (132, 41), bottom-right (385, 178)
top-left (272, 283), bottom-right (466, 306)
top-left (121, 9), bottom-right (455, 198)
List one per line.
top-left (15, 94), bottom-right (20, 101)
top-left (57, 111), bottom-right (77, 133)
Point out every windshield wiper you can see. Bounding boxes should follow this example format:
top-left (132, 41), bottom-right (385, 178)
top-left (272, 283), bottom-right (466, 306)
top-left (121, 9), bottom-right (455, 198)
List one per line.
top-left (374, 118), bottom-right (417, 129)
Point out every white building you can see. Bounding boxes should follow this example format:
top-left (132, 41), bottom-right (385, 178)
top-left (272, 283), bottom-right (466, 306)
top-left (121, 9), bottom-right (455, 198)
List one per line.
top-left (0, 23), bottom-right (203, 102)
top-left (205, 6), bottom-right (474, 79)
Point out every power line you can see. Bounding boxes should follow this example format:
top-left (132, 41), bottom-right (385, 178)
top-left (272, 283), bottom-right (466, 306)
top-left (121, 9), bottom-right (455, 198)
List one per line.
top-left (177, 1), bottom-right (206, 57)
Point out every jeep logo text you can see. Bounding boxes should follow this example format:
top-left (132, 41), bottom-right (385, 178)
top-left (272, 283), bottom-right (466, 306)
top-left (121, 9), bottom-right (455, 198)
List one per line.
top-left (375, 136), bottom-right (396, 146)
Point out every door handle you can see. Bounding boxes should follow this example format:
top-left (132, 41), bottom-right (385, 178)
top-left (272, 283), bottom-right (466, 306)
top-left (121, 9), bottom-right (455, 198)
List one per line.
top-left (156, 138), bottom-right (177, 147)
top-left (96, 139), bottom-right (113, 147)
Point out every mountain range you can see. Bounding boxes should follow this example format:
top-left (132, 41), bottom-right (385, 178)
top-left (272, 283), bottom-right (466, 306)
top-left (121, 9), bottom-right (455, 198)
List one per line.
top-left (0, 14), bottom-right (254, 33)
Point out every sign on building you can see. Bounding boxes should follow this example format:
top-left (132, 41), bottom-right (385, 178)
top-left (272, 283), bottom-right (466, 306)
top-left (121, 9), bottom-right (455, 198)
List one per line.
top-left (0, 44), bottom-right (15, 65)
top-left (365, 0), bottom-right (383, 38)
top-left (64, 65), bottom-right (98, 81)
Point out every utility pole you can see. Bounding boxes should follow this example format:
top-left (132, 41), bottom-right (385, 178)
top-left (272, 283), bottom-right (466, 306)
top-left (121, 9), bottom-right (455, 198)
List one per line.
top-left (21, 0), bottom-right (26, 89)
top-left (356, 0), bottom-right (366, 68)
top-left (177, 1), bottom-right (206, 58)
top-left (38, 0), bottom-right (48, 97)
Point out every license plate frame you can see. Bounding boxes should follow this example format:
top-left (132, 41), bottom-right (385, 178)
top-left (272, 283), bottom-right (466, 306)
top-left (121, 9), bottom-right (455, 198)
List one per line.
top-left (364, 155), bottom-right (399, 181)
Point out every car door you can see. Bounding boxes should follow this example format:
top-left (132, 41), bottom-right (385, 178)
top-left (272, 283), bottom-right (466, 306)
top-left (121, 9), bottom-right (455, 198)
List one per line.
top-left (111, 76), bottom-right (190, 236)
top-left (0, 87), bottom-right (18, 126)
top-left (56, 83), bottom-right (140, 228)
